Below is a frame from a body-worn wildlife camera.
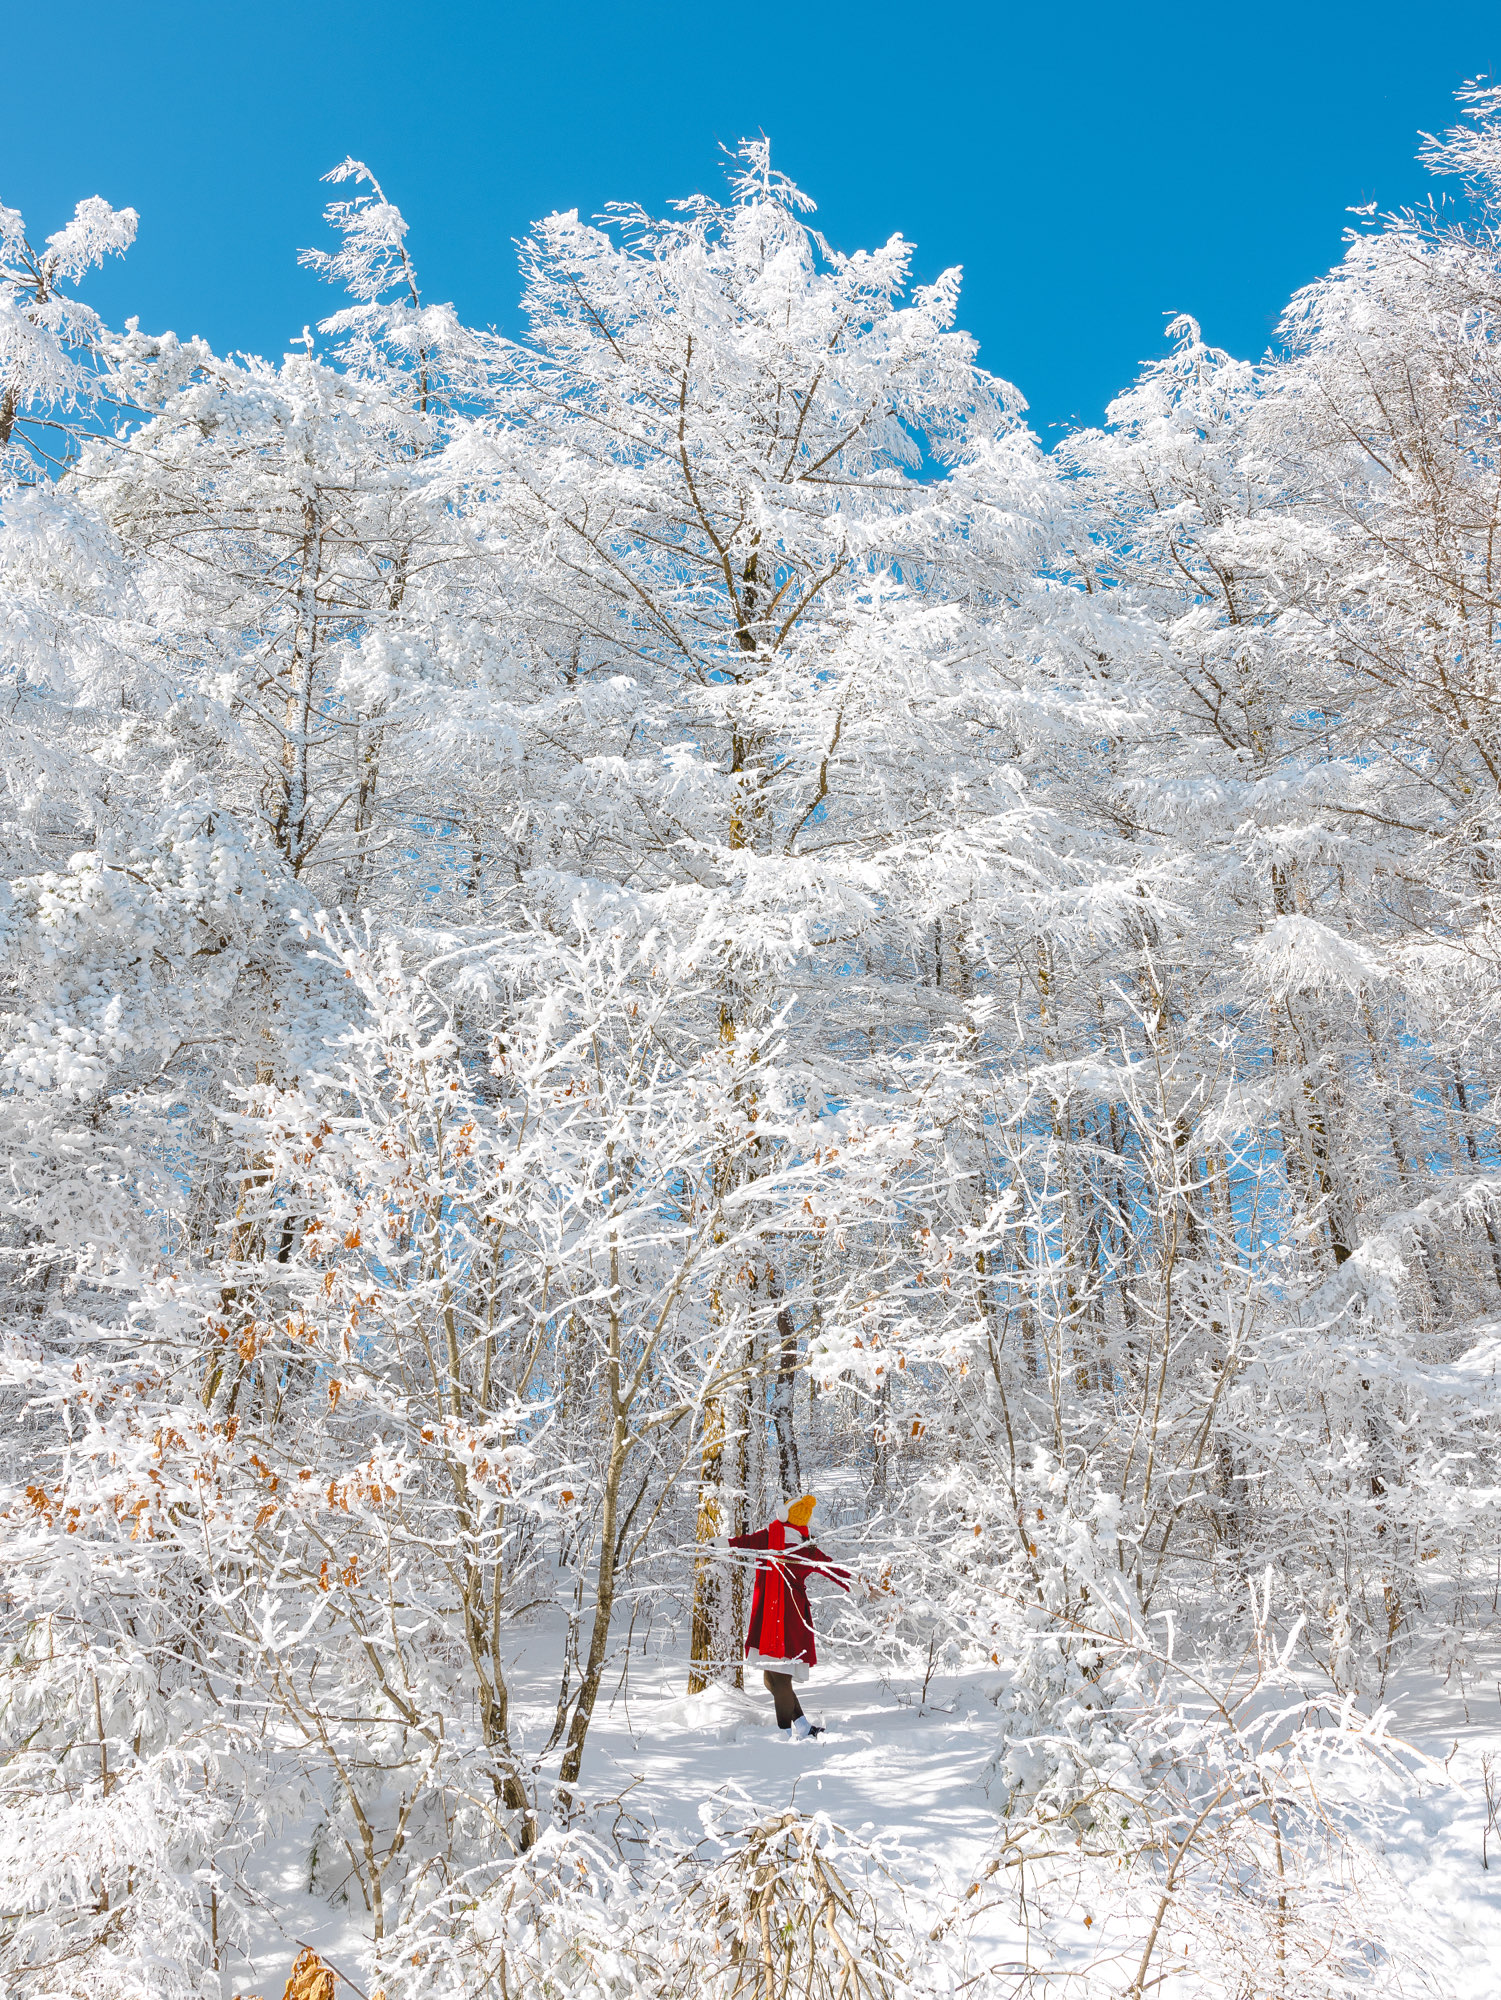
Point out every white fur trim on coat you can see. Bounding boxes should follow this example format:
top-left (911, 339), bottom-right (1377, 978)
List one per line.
top-left (746, 1648), bottom-right (809, 1684)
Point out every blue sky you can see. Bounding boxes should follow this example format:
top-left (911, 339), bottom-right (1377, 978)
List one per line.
top-left (6, 2), bottom-right (1499, 434)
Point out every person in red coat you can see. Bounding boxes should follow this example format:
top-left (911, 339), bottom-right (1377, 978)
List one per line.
top-left (725, 1493), bottom-right (850, 1738)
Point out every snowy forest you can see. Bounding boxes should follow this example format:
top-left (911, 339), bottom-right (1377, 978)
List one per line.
top-left (5, 77), bottom-right (1501, 2000)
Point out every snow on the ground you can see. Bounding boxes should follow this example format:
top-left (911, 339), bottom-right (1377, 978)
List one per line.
top-left (590, 1661), bottom-right (1001, 1868)
top-left (1366, 1651), bottom-right (1501, 1993)
top-left (230, 1625), bottom-right (1501, 1998)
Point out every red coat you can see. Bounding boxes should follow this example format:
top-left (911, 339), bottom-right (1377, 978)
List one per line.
top-left (730, 1517), bottom-right (851, 1671)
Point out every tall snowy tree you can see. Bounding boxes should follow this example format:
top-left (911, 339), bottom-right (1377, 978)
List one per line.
top-left (3, 103), bottom-right (1500, 2000)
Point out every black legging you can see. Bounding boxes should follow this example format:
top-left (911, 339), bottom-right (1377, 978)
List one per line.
top-left (763, 1670), bottom-right (805, 1728)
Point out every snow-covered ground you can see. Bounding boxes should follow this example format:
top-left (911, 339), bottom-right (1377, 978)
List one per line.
top-left (1364, 1656), bottom-right (1501, 1992)
top-left (232, 1628), bottom-right (1501, 1998)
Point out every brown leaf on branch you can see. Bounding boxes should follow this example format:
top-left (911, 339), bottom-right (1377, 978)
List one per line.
top-left (281, 1948), bottom-right (336, 2000)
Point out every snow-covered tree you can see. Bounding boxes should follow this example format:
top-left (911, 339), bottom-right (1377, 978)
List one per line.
top-left (3, 106), bottom-right (1500, 2000)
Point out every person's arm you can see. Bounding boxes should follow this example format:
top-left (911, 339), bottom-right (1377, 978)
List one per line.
top-left (799, 1541), bottom-right (852, 1590)
top-left (727, 1526), bottom-right (772, 1552)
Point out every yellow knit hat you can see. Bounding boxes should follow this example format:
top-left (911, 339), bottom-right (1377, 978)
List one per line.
top-left (785, 1494), bottom-right (817, 1530)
